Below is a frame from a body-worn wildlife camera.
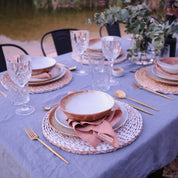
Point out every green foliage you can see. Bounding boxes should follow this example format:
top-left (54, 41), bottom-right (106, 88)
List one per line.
top-left (88, 3), bottom-right (178, 56)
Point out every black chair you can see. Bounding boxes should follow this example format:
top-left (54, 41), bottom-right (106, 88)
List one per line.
top-left (165, 37), bottom-right (177, 57)
top-left (165, 13), bottom-right (177, 24)
top-left (40, 28), bottom-right (78, 56)
top-left (99, 23), bottom-right (121, 37)
top-left (0, 44), bottom-right (28, 72)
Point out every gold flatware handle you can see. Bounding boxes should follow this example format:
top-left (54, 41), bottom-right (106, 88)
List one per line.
top-left (114, 97), bottom-right (152, 115)
top-left (143, 87), bottom-right (173, 100)
top-left (128, 103), bottom-right (152, 115)
top-left (126, 96), bottom-right (158, 111)
top-left (57, 62), bottom-right (76, 71)
top-left (0, 90), bottom-right (7, 98)
top-left (38, 138), bottom-right (69, 164)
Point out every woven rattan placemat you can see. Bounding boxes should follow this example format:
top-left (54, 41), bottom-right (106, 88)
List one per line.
top-left (42, 103), bottom-right (143, 154)
top-left (135, 67), bottom-right (178, 94)
top-left (1, 70), bottom-right (72, 94)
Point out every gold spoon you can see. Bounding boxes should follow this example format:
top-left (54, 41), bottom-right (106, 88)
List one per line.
top-left (57, 62), bottom-right (77, 71)
top-left (43, 103), bottom-right (58, 111)
top-left (114, 90), bottom-right (158, 111)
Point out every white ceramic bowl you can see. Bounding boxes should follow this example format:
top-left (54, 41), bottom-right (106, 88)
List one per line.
top-left (157, 57), bottom-right (178, 74)
top-left (59, 90), bottom-right (115, 121)
top-left (31, 56), bottom-right (56, 75)
top-left (112, 67), bottom-right (124, 77)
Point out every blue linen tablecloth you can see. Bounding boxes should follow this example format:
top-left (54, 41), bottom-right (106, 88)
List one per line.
top-left (0, 36), bottom-right (178, 178)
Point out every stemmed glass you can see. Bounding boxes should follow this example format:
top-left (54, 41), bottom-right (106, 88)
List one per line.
top-left (102, 36), bottom-right (121, 86)
top-left (6, 55), bottom-right (35, 115)
top-left (70, 30), bottom-right (89, 75)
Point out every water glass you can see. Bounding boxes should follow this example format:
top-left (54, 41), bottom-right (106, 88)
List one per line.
top-left (7, 79), bottom-right (29, 106)
top-left (6, 55), bottom-right (35, 115)
top-left (89, 53), bottom-right (110, 91)
top-left (70, 30), bottom-right (89, 75)
top-left (101, 36), bottom-right (121, 86)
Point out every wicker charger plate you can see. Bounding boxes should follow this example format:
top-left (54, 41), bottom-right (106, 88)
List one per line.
top-left (135, 66), bottom-right (178, 94)
top-left (42, 103), bottom-right (143, 154)
top-left (72, 49), bottom-right (127, 65)
top-left (1, 69), bottom-right (72, 94)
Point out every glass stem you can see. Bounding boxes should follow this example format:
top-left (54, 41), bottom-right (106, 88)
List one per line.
top-left (80, 54), bottom-right (84, 71)
top-left (110, 61), bottom-right (114, 79)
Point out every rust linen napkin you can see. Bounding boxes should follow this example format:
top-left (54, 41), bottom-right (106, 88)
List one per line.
top-left (154, 59), bottom-right (178, 79)
top-left (31, 72), bottom-right (53, 79)
top-left (67, 104), bottom-right (122, 148)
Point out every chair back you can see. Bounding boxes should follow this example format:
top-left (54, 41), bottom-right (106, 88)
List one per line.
top-left (0, 44), bottom-right (28, 72)
top-left (165, 37), bottom-right (177, 57)
top-left (41, 28), bottom-right (78, 56)
top-left (99, 23), bottom-right (121, 37)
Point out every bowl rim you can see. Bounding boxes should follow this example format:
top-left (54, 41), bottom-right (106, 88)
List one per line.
top-left (158, 57), bottom-right (178, 68)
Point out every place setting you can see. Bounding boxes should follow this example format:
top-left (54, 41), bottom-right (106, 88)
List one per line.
top-left (1, 55), bottom-right (73, 94)
top-left (71, 36), bottom-right (127, 65)
top-left (42, 90), bottom-right (143, 154)
top-left (135, 57), bottom-right (178, 94)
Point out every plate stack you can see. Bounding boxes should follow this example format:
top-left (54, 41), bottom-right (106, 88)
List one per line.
top-left (48, 90), bottom-right (128, 138)
top-left (147, 57), bottom-right (178, 85)
top-left (29, 56), bottom-right (66, 86)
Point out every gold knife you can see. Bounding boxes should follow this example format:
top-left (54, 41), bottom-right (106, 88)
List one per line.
top-left (114, 97), bottom-right (152, 115)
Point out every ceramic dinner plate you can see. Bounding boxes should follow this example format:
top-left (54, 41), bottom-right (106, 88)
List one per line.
top-left (51, 100), bottom-right (128, 137)
top-left (152, 66), bottom-right (178, 82)
top-left (147, 66), bottom-right (178, 85)
top-left (29, 64), bottom-right (66, 86)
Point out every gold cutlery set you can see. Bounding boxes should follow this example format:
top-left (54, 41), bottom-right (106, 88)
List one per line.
top-left (114, 82), bottom-right (173, 115)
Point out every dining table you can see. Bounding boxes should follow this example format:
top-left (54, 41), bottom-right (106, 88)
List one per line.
top-left (0, 35), bottom-right (178, 178)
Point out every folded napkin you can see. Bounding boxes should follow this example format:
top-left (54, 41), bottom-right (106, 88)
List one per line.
top-left (67, 104), bottom-right (122, 148)
top-left (154, 60), bottom-right (178, 79)
top-left (31, 72), bottom-right (53, 79)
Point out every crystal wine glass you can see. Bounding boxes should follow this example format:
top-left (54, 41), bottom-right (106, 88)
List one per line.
top-left (102, 36), bottom-right (121, 86)
top-left (70, 30), bottom-right (89, 75)
top-left (6, 55), bottom-right (35, 115)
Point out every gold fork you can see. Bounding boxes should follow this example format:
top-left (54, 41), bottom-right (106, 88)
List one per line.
top-left (25, 127), bottom-right (69, 164)
top-left (132, 82), bottom-right (173, 100)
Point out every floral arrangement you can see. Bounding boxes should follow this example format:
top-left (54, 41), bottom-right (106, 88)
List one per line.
top-left (88, 3), bottom-right (178, 57)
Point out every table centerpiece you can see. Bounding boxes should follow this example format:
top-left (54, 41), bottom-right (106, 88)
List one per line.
top-left (87, 3), bottom-right (178, 65)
